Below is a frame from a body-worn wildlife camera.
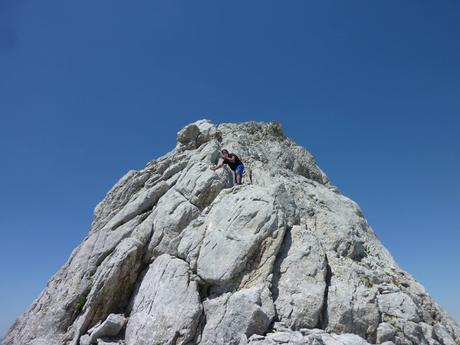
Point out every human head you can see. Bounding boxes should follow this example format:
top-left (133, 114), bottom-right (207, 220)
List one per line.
top-left (221, 149), bottom-right (229, 158)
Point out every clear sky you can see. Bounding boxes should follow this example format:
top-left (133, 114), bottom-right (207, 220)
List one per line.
top-left (1, 0), bottom-right (459, 338)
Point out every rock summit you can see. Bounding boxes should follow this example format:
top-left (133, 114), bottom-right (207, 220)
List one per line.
top-left (3, 120), bottom-right (459, 345)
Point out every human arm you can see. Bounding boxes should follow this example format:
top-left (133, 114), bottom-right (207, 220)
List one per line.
top-left (210, 158), bottom-right (225, 170)
top-left (226, 154), bottom-right (237, 163)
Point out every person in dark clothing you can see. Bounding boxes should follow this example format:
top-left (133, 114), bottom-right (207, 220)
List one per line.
top-left (211, 149), bottom-right (245, 185)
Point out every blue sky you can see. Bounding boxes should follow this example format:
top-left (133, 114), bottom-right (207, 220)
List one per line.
top-left (1, 0), bottom-right (459, 337)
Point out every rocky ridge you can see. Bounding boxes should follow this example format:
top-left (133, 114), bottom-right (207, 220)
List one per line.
top-left (3, 120), bottom-right (459, 345)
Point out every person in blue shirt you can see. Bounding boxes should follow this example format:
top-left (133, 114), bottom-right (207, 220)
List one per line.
top-left (211, 149), bottom-right (245, 185)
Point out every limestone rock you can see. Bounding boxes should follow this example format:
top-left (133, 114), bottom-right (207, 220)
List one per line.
top-left (177, 123), bottom-right (201, 149)
top-left (176, 119), bottom-right (219, 150)
top-left (247, 328), bottom-right (373, 345)
top-left (272, 225), bottom-right (327, 329)
top-left (200, 286), bottom-right (275, 345)
top-left (81, 313), bottom-right (126, 344)
top-left (378, 291), bottom-right (422, 322)
top-left (125, 254), bottom-right (202, 345)
top-left (2, 120), bottom-right (459, 345)
top-left (68, 237), bottom-right (144, 345)
top-left (194, 185), bottom-right (285, 287)
top-left (96, 340), bottom-right (124, 345)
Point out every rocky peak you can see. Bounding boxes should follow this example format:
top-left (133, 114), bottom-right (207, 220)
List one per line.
top-left (3, 120), bottom-right (459, 345)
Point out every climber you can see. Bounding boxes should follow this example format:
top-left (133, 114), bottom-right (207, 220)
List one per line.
top-left (211, 149), bottom-right (245, 186)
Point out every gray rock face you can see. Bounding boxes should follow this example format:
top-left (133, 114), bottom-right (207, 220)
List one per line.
top-left (273, 225), bottom-right (327, 329)
top-left (3, 120), bottom-right (459, 345)
top-left (200, 286), bottom-right (275, 345)
top-left (247, 326), bottom-right (374, 345)
top-left (80, 313), bottom-right (126, 345)
top-left (194, 185), bottom-right (285, 287)
top-left (125, 254), bottom-right (202, 345)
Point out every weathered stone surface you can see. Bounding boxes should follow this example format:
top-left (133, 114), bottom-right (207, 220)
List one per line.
top-left (200, 286), bottom-right (275, 345)
top-left (96, 340), bottom-right (123, 345)
top-left (3, 120), bottom-right (459, 345)
top-left (273, 225), bottom-right (327, 329)
top-left (176, 119), bottom-right (220, 150)
top-left (177, 184), bottom-right (291, 290)
top-left (125, 254), bottom-right (201, 345)
top-left (69, 237), bottom-right (145, 344)
top-left (92, 170), bottom-right (151, 232)
top-left (102, 181), bottom-right (169, 231)
top-left (248, 328), bottom-right (373, 345)
top-left (81, 313), bottom-right (126, 344)
top-left (177, 123), bottom-right (201, 149)
top-left (195, 185), bottom-right (285, 287)
top-left (146, 189), bottom-right (200, 259)
top-left (79, 334), bottom-right (91, 345)
top-left (174, 151), bottom-right (230, 209)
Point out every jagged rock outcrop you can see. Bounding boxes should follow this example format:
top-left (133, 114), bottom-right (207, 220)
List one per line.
top-left (3, 119), bottom-right (459, 345)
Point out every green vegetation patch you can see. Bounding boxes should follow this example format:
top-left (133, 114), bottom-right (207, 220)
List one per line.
top-left (192, 220), bottom-right (204, 228)
top-left (74, 287), bottom-right (91, 315)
